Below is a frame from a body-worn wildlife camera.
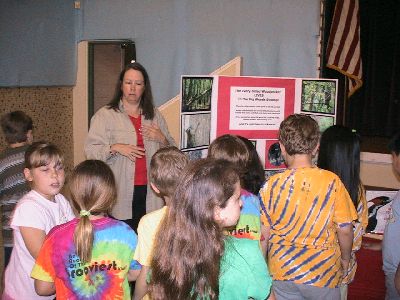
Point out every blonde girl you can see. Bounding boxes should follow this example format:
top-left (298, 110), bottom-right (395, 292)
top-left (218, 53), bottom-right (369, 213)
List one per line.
top-left (3, 142), bottom-right (75, 300)
top-left (31, 160), bottom-right (141, 299)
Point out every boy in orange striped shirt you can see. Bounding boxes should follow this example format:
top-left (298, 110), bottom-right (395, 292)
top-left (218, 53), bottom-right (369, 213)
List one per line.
top-left (260, 114), bottom-right (357, 300)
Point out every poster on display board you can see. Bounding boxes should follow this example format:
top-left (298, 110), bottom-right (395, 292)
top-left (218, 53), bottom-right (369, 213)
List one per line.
top-left (179, 75), bottom-right (338, 169)
top-left (180, 76), bottom-right (214, 158)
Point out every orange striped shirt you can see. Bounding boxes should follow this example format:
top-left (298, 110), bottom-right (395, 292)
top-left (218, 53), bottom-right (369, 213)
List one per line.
top-left (260, 167), bottom-right (357, 288)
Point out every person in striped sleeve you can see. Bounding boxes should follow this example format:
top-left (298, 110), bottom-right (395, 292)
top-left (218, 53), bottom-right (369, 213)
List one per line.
top-left (260, 114), bottom-right (357, 300)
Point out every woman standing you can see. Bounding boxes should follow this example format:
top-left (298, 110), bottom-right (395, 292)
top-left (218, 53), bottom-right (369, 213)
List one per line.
top-left (85, 62), bottom-right (175, 231)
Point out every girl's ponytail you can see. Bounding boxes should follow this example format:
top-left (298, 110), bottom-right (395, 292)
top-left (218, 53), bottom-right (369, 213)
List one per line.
top-left (68, 160), bottom-right (117, 264)
top-left (74, 210), bottom-right (94, 263)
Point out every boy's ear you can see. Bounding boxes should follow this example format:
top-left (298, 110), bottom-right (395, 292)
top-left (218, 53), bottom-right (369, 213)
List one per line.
top-left (24, 168), bottom-right (33, 182)
top-left (279, 142), bottom-right (286, 156)
top-left (312, 142), bottom-right (320, 156)
top-left (150, 182), bottom-right (160, 194)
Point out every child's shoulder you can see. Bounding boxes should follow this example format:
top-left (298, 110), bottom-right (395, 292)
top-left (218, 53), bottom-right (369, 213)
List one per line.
top-left (15, 190), bottom-right (39, 207)
top-left (54, 193), bottom-right (70, 204)
top-left (97, 217), bottom-right (139, 247)
top-left (240, 189), bottom-right (261, 211)
top-left (46, 218), bottom-right (77, 239)
top-left (102, 217), bottom-right (137, 234)
top-left (225, 236), bottom-right (260, 255)
top-left (268, 167), bottom-right (338, 180)
top-left (261, 167), bottom-right (340, 190)
top-left (140, 206), bottom-right (168, 224)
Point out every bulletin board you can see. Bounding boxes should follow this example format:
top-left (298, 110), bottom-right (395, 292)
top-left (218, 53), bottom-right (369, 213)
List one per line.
top-left (179, 75), bottom-right (338, 171)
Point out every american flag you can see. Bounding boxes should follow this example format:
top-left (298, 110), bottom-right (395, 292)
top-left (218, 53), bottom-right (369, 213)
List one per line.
top-left (326, 0), bottom-right (362, 97)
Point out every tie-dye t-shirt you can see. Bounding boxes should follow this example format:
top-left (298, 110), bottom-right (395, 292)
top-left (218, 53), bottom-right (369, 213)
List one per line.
top-left (226, 189), bottom-right (261, 240)
top-left (259, 167), bottom-right (357, 288)
top-left (31, 217), bottom-right (141, 300)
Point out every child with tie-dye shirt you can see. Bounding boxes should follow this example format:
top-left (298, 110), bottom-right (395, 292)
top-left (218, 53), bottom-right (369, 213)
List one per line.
top-left (207, 134), bottom-right (263, 242)
top-left (259, 114), bottom-right (357, 300)
top-left (31, 160), bottom-right (141, 299)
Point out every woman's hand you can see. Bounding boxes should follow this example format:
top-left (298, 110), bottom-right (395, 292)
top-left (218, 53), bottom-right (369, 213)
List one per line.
top-left (141, 123), bottom-right (168, 145)
top-left (111, 144), bottom-right (145, 161)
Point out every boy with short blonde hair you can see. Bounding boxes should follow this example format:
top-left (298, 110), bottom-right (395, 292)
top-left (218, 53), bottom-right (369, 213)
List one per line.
top-left (260, 114), bottom-right (357, 300)
top-left (133, 146), bottom-right (188, 300)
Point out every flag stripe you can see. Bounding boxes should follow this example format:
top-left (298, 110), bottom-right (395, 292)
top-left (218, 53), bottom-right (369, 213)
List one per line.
top-left (342, 4), bottom-right (359, 70)
top-left (333, 0), bottom-right (355, 65)
top-left (326, 0), bottom-right (362, 97)
top-left (326, 0), bottom-right (344, 56)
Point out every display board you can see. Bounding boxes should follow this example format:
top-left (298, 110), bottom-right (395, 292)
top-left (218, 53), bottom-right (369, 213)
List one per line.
top-left (180, 75), bottom-right (338, 172)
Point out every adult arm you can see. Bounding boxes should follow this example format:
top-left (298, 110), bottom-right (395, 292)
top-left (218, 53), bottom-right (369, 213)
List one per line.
top-left (133, 266), bottom-right (149, 300)
top-left (111, 143), bottom-right (145, 161)
top-left (85, 109), bottom-right (144, 161)
top-left (84, 110), bottom-right (115, 161)
top-left (336, 223), bottom-right (354, 274)
top-left (34, 280), bottom-right (55, 296)
top-left (20, 226), bottom-right (46, 259)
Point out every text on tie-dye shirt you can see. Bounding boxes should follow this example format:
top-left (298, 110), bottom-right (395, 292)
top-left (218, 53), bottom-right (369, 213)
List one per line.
top-left (31, 217), bottom-right (141, 300)
top-left (226, 189), bottom-right (261, 240)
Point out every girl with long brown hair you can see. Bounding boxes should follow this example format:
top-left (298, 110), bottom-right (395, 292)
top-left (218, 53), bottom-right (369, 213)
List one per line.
top-left (148, 158), bottom-right (273, 299)
top-left (31, 160), bottom-right (141, 299)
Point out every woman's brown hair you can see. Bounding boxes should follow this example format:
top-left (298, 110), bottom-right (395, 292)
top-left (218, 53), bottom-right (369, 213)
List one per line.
top-left (148, 158), bottom-right (240, 300)
top-left (68, 160), bottom-right (117, 263)
top-left (107, 62), bottom-right (155, 120)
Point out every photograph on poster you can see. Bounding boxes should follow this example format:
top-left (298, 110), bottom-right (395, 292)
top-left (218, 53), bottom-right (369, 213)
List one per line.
top-left (301, 80), bottom-right (336, 115)
top-left (365, 190), bottom-right (398, 234)
top-left (181, 113), bottom-right (211, 149)
top-left (306, 114), bottom-right (335, 132)
top-left (181, 76), bottom-right (213, 112)
top-left (265, 140), bottom-right (286, 169)
top-left (183, 148), bottom-right (208, 161)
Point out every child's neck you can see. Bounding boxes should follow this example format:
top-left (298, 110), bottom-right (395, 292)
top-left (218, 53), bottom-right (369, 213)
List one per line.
top-left (285, 154), bottom-right (314, 169)
top-left (88, 214), bottom-right (106, 220)
top-left (34, 190), bottom-right (56, 202)
top-left (164, 196), bottom-right (171, 206)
